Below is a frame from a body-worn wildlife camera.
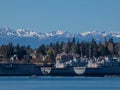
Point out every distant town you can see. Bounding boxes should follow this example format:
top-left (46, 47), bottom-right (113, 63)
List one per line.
top-left (0, 36), bottom-right (120, 66)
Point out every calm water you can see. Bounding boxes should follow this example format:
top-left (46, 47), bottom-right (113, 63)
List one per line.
top-left (0, 76), bottom-right (120, 90)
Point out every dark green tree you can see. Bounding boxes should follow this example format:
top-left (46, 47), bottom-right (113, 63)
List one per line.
top-left (37, 44), bottom-right (46, 56)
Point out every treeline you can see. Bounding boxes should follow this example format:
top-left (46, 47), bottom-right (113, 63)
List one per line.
top-left (37, 37), bottom-right (120, 57)
top-left (0, 43), bottom-right (32, 63)
top-left (0, 37), bottom-right (120, 63)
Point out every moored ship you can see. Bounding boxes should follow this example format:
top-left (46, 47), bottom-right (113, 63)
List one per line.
top-left (0, 54), bottom-right (120, 76)
top-left (40, 54), bottom-right (120, 77)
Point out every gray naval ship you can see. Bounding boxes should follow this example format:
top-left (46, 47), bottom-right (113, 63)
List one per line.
top-left (40, 53), bottom-right (120, 77)
top-left (0, 53), bottom-right (120, 76)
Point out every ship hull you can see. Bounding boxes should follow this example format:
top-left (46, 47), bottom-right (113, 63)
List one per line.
top-left (1, 63), bottom-right (120, 76)
top-left (50, 67), bottom-right (76, 76)
top-left (0, 63), bottom-right (42, 76)
top-left (47, 66), bottom-right (120, 76)
top-left (84, 66), bottom-right (120, 77)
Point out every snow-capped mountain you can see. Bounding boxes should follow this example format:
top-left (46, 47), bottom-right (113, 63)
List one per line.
top-left (0, 27), bottom-right (120, 48)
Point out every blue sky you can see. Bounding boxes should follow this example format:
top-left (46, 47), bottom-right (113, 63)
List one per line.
top-left (0, 0), bottom-right (120, 33)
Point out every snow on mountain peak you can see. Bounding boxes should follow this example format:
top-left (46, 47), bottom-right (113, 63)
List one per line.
top-left (16, 29), bottom-right (25, 37)
top-left (80, 31), bottom-right (98, 36)
top-left (80, 31), bottom-right (109, 37)
top-left (112, 32), bottom-right (120, 37)
top-left (0, 27), bottom-right (120, 48)
top-left (0, 27), bottom-right (120, 39)
top-left (7, 32), bottom-right (14, 36)
top-left (81, 32), bottom-right (90, 36)
top-left (45, 30), bottom-right (64, 36)
top-left (16, 29), bottom-right (41, 37)
top-left (56, 30), bottom-right (64, 35)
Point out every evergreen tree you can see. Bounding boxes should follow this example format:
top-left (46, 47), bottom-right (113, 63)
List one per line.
top-left (16, 46), bottom-right (27, 60)
top-left (91, 39), bottom-right (97, 57)
top-left (76, 41), bottom-right (80, 55)
top-left (37, 44), bottom-right (46, 56)
top-left (6, 43), bottom-right (14, 58)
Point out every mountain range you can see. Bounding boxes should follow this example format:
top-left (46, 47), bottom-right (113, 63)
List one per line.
top-left (0, 27), bottom-right (120, 48)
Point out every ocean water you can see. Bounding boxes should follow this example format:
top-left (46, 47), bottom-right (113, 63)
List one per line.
top-left (0, 77), bottom-right (120, 90)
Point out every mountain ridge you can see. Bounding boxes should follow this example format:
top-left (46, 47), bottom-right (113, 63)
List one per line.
top-left (0, 27), bottom-right (120, 48)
